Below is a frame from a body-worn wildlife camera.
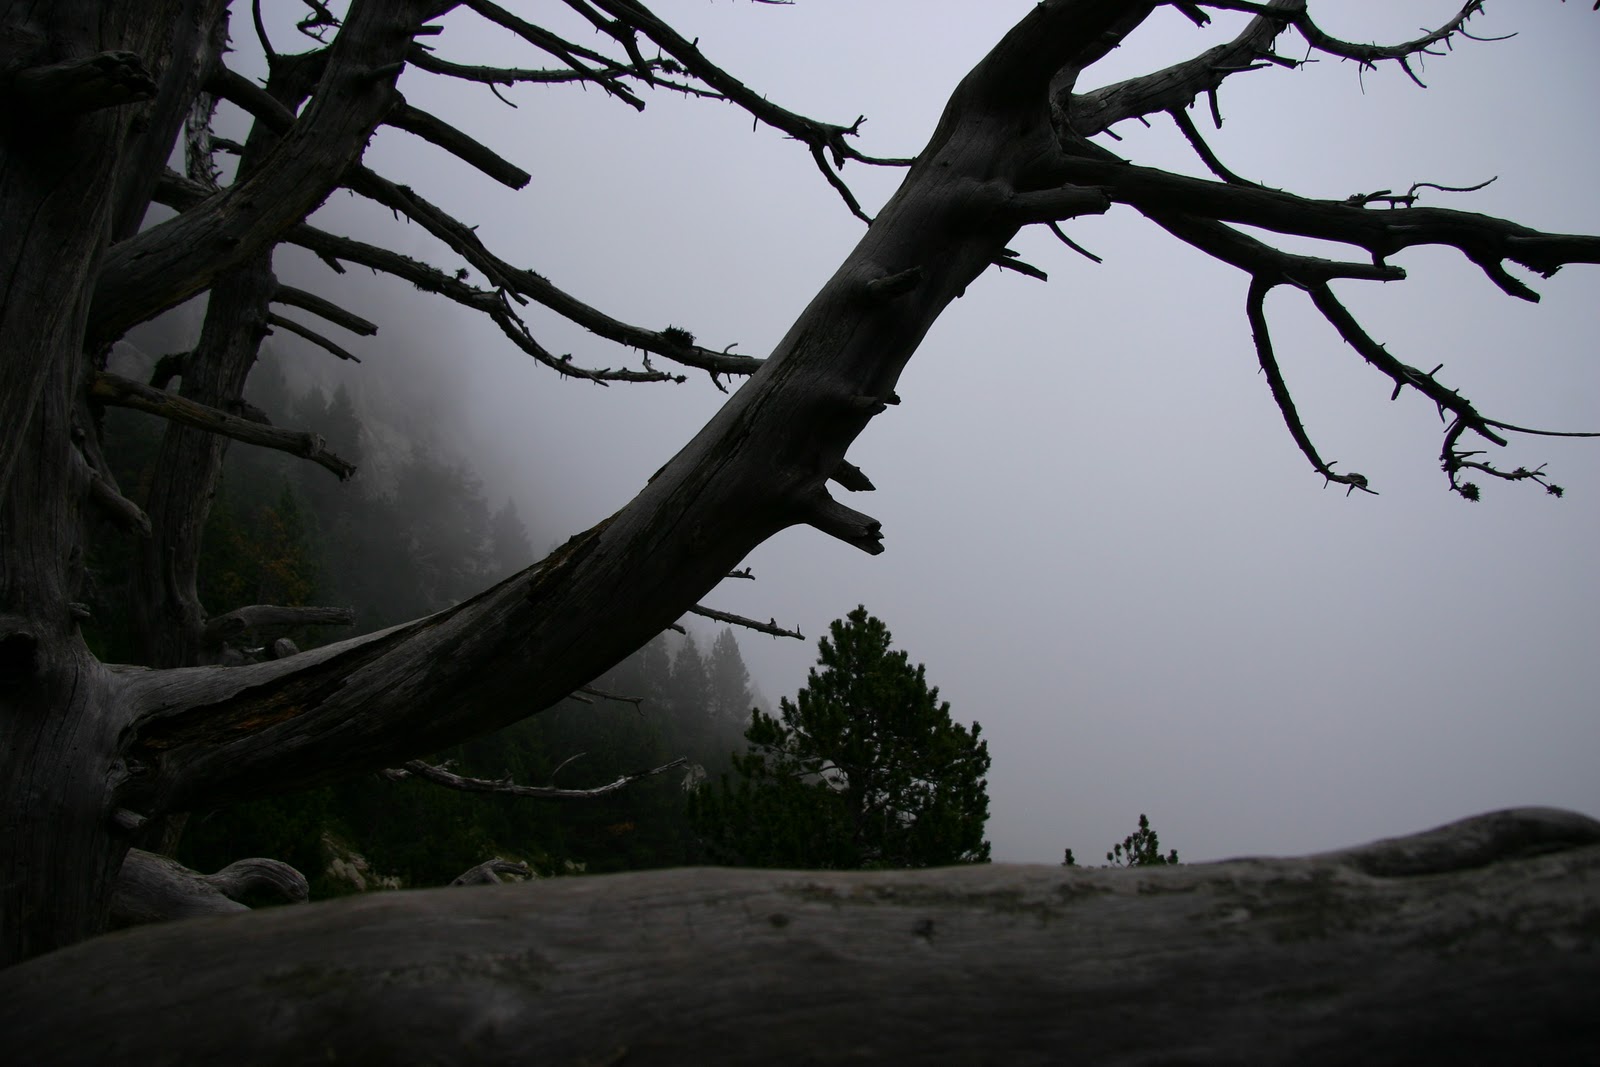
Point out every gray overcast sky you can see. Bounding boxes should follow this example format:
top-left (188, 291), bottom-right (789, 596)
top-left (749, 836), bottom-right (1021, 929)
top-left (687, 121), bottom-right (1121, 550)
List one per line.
top-left (256, 2), bottom-right (1599, 864)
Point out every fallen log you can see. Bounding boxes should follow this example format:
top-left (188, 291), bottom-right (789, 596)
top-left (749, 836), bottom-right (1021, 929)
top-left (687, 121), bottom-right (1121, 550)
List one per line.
top-left (3, 808), bottom-right (1597, 1065)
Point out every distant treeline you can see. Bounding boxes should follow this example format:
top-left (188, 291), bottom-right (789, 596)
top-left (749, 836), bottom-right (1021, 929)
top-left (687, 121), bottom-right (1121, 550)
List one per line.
top-left (88, 349), bottom-right (758, 894)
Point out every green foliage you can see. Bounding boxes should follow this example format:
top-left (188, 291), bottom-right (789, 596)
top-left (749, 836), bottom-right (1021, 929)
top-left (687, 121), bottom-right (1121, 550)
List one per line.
top-left (706, 626), bottom-right (754, 726)
top-left (1062, 813), bottom-right (1180, 868)
top-left (181, 787), bottom-right (335, 887)
top-left (199, 482), bottom-right (318, 613)
top-left (1106, 813), bottom-right (1179, 867)
top-left (692, 606), bottom-right (990, 869)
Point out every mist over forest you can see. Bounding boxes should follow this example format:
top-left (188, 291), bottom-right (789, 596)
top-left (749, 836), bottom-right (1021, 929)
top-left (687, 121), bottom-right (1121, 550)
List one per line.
top-left (85, 1), bottom-right (1600, 872)
top-left (7, 2), bottom-right (1600, 1055)
top-left (101, 312), bottom-right (786, 887)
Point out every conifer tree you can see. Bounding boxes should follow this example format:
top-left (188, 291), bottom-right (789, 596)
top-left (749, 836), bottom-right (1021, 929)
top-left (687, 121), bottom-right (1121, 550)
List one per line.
top-left (706, 627), bottom-right (754, 727)
top-left (694, 607), bottom-right (989, 869)
top-left (488, 498), bottom-right (534, 580)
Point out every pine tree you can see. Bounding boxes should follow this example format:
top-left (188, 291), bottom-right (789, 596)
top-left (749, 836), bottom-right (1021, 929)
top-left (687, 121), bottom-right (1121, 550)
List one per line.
top-left (693, 607), bottom-right (990, 869)
top-left (488, 498), bottom-right (534, 580)
top-left (1104, 814), bottom-right (1179, 868)
top-left (706, 627), bottom-right (754, 727)
top-left (322, 385), bottom-right (363, 466)
top-left (394, 451), bottom-right (492, 608)
top-left (638, 635), bottom-right (673, 705)
top-left (1061, 814), bottom-right (1180, 868)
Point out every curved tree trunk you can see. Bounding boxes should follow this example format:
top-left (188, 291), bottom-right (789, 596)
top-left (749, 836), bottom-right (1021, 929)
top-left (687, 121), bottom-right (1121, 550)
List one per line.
top-left (3, 809), bottom-right (1596, 1065)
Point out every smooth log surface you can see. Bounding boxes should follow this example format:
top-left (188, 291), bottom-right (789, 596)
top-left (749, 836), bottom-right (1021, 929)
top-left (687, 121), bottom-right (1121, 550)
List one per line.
top-left (2, 808), bottom-right (1597, 1065)
top-left (111, 849), bottom-right (309, 927)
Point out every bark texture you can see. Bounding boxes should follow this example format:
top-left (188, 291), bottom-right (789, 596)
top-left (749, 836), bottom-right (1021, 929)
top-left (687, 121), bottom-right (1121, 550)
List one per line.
top-left (3, 809), bottom-right (1596, 1065)
top-left (110, 849), bottom-right (307, 927)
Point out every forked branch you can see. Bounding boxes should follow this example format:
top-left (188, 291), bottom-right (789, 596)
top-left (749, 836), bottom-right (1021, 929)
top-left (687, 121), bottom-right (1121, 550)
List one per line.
top-left (151, 167), bottom-right (759, 381)
top-left (1157, 209), bottom-right (1594, 499)
top-left (581, 0), bottom-right (913, 221)
top-left (1245, 278), bottom-right (1373, 494)
top-left (1196, 1), bottom-right (1490, 87)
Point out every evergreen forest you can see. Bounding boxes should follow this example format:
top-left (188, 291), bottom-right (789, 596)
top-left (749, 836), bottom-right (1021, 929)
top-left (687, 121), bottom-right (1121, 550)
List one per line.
top-left (86, 338), bottom-right (758, 896)
top-left (83, 336), bottom-right (1168, 895)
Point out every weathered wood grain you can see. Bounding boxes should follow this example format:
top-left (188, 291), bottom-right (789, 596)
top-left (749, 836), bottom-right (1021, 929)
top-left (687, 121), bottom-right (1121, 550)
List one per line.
top-left (4, 809), bottom-right (1596, 1065)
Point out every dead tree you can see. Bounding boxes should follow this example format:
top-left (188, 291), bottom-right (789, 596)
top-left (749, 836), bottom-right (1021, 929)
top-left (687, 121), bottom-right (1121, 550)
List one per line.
top-left (1, 0), bottom-right (1596, 977)
top-left (3, 808), bottom-right (1598, 1063)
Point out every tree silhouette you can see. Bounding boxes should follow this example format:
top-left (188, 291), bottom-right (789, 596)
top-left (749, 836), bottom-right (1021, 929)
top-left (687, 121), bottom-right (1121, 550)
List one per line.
top-left (694, 607), bottom-right (990, 869)
top-left (1106, 813), bottom-right (1180, 868)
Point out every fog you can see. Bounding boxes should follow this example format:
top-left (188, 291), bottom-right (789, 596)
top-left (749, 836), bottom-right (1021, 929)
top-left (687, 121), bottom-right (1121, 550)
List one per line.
top-left (246, 2), bottom-right (1599, 864)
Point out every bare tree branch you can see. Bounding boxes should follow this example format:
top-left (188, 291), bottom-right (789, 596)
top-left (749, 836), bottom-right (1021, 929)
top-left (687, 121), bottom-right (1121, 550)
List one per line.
top-left (1169, 106), bottom-right (1261, 186)
top-left (383, 757), bottom-right (689, 800)
top-left (11, 0), bottom-right (1595, 968)
top-left (270, 284), bottom-right (378, 336)
top-left (1196, 1), bottom-right (1491, 87)
top-left (581, 0), bottom-right (913, 219)
top-left (388, 96), bottom-right (531, 188)
top-left (265, 313), bottom-right (360, 362)
top-left (575, 685), bottom-right (644, 707)
top-left (1066, 0), bottom-right (1299, 136)
top-left (88, 372), bottom-right (356, 480)
top-left (685, 606), bottom-right (804, 641)
top-left (1246, 277), bottom-right (1373, 494)
top-left (159, 85), bottom-right (765, 381)
top-left (87, 0), bottom-right (1595, 833)
top-left (461, 0), bottom-right (649, 109)
top-left (89, 0), bottom-right (443, 342)
top-left (1150, 208), bottom-right (1591, 498)
top-left (75, 449), bottom-right (152, 538)
top-left (1058, 155), bottom-right (1600, 288)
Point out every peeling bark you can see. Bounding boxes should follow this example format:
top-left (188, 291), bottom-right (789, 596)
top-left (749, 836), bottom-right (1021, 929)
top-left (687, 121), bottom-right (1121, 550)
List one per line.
top-left (3, 810), bottom-right (1596, 1065)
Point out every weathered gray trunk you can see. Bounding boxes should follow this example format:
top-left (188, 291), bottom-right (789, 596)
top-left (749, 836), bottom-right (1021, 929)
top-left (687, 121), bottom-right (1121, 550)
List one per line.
top-left (3, 809), bottom-right (1595, 1064)
top-left (0, 0), bottom-right (208, 963)
top-left (129, 48), bottom-right (311, 670)
top-left (0, 0), bottom-right (435, 962)
top-left (110, 849), bottom-right (308, 926)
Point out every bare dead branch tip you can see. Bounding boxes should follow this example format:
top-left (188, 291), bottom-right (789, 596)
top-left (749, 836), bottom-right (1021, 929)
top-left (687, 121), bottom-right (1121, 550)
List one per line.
top-left (685, 606), bottom-right (803, 641)
top-left (384, 756), bottom-right (689, 800)
top-left (88, 372), bottom-right (357, 480)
